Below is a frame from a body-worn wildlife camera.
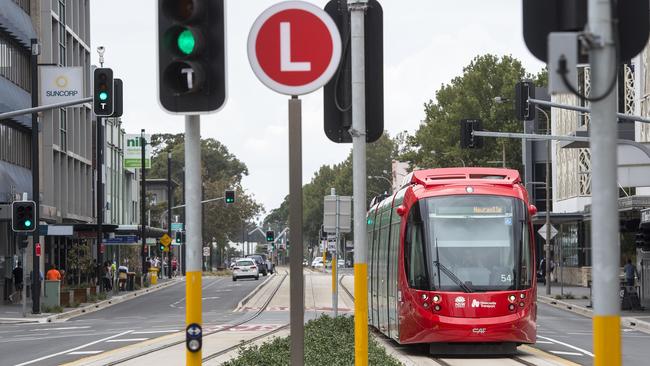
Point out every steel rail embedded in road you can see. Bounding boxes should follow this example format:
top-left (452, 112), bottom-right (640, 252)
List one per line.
top-left (105, 271), bottom-right (288, 365)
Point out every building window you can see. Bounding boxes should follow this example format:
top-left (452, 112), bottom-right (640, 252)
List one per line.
top-left (0, 122), bottom-right (31, 168)
top-left (58, 0), bottom-right (66, 24)
top-left (58, 24), bottom-right (66, 66)
top-left (59, 108), bottom-right (67, 151)
top-left (0, 34), bottom-right (32, 92)
top-left (12, 0), bottom-right (30, 14)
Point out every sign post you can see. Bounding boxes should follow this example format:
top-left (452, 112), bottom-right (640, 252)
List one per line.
top-left (248, 3), bottom-right (341, 364)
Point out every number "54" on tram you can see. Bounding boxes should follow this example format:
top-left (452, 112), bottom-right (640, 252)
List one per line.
top-left (367, 167), bottom-right (537, 355)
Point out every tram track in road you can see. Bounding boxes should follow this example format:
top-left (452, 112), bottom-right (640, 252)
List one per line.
top-left (339, 275), bottom-right (546, 366)
top-left (104, 270), bottom-right (288, 365)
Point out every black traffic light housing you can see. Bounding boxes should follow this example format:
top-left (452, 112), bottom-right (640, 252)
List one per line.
top-left (460, 119), bottom-right (483, 149)
top-left (324, 0), bottom-right (383, 143)
top-left (515, 81), bottom-right (536, 121)
top-left (636, 226), bottom-right (650, 249)
top-left (158, 0), bottom-right (226, 113)
top-left (266, 230), bottom-right (275, 243)
top-left (111, 78), bottom-right (123, 118)
top-left (224, 190), bottom-right (235, 204)
top-left (159, 242), bottom-right (165, 252)
top-left (12, 201), bottom-right (36, 232)
top-left (175, 231), bottom-right (183, 244)
top-left (93, 68), bottom-right (114, 116)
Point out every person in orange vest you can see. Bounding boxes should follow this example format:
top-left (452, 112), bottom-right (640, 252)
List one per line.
top-left (46, 264), bottom-right (62, 281)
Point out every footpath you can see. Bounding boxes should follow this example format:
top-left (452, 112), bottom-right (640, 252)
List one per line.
top-left (0, 277), bottom-right (181, 324)
top-left (537, 283), bottom-right (650, 334)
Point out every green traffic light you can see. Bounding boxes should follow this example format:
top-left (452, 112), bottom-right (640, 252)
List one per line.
top-left (99, 91), bottom-right (108, 101)
top-left (24, 220), bottom-right (32, 227)
top-left (177, 29), bottom-right (196, 55)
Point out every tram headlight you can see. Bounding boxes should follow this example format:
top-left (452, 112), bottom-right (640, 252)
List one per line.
top-left (520, 293), bottom-right (526, 299)
top-left (432, 295), bottom-right (441, 303)
top-left (423, 302), bottom-right (429, 309)
top-left (434, 304), bottom-right (441, 311)
top-left (508, 303), bottom-right (516, 311)
top-left (519, 302), bottom-right (525, 307)
top-left (421, 293), bottom-right (428, 301)
top-left (508, 295), bottom-right (516, 302)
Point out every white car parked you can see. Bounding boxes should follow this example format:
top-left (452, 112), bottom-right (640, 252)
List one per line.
top-left (232, 259), bottom-right (259, 281)
top-left (311, 257), bottom-right (324, 268)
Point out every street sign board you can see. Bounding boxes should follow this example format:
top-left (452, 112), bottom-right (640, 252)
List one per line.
top-left (171, 223), bottom-right (184, 231)
top-left (40, 66), bottom-right (83, 105)
top-left (538, 224), bottom-right (558, 241)
top-left (160, 233), bottom-right (171, 246)
top-left (202, 247), bottom-right (210, 257)
top-left (324, 195), bottom-right (352, 233)
top-left (247, 1), bottom-right (341, 96)
top-left (124, 134), bottom-right (151, 169)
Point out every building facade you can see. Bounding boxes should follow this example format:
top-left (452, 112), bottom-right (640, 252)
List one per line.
top-left (0, 0), bottom-right (37, 301)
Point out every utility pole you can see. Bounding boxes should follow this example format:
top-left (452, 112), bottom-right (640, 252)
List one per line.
top-left (185, 115), bottom-right (203, 364)
top-left (96, 115), bottom-right (104, 287)
top-left (332, 188), bottom-right (339, 318)
top-left (349, 1), bottom-right (368, 365)
top-left (167, 151), bottom-right (173, 279)
top-left (588, 1), bottom-right (620, 365)
top-left (30, 39), bottom-right (40, 314)
top-left (140, 129), bottom-right (147, 276)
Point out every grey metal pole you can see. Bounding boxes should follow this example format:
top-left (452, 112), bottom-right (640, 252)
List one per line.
top-left (588, 0), bottom-right (621, 364)
top-left (288, 97), bottom-right (304, 366)
top-left (546, 128), bottom-right (552, 295)
top-left (0, 97), bottom-right (93, 121)
top-left (185, 115), bottom-right (203, 364)
top-left (333, 188), bottom-right (339, 317)
top-left (349, 1), bottom-right (368, 364)
top-left (140, 130), bottom-right (147, 276)
top-left (30, 39), bottom-right (40, 314)
top-left (167, 152), bottom-right (173, 278)
top-left (97, 116), bottom-right (104, 289)
top-left (529, 97), bottom-right (650, 124)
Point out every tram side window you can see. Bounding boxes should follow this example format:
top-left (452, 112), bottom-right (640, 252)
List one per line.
top-left (405, 204), bottom-right (428, 290)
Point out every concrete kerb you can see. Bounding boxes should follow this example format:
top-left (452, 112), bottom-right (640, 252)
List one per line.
top-left (538, 295), bottom-right (650, 335)
top-left (42, 278), bottom-right (182, 323)
top-left (234, 272), bottom-right (276, 312)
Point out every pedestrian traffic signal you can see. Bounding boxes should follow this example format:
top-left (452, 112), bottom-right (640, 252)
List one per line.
top-left (636, 227), bottom-right (650, 249)
top-left (175, 231), bottom-right (183, 244)
top-left (224, 190), bottom-right (235, 204)
top-left (266, 230), bottom-right (275, 242)
top-left (93, 68), bottom-right (114, 116)
top-left (460, 119), bottom-right (483, 149)
top-left (11, 201), bottom-right (36, 232)
top-left (515, 81), bottom-right (536, 121)
top-left (157, 0), bottom-right (226, 113)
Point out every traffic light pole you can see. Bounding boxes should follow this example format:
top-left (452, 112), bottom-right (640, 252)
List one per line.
top-left (288, 96), bottom-right (304, 366)
top-left (185, 115), bottom-right (203, 365)
top-left (588, 1), bottom-right (621, 365)
top-left (167, 152), bottom-right (173, 278)
top-left (96, 116), bottom-right (104, 287)
top-left (349, 2), bottom-right (368, 365)
top-left (30, 39), bottom-right (41, 314)
top-left (140, 130), bottom-right (147, 278)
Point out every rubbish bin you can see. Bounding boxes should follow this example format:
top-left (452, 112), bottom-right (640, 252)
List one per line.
top-left (127, 272), bottom-right (136, 291)
top-left (148, 268), bottom-right (158, 285)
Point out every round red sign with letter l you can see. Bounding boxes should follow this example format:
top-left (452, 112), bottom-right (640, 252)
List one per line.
top-left (248, 1), bottom-right (342, 96)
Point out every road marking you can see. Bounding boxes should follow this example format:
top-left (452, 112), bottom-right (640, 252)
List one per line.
top-left (30, 326), bottom-right (91, 331)
top-left (550, 351), bottom-right (584, 356)
top-left (68, 351), bottom-right (104, 355)
top-left (15, 330), bottom-right (133, 366)
top-left (537, 335), bottom-right (594, 357)
top-left (535, 340), bottom-right (554, 344)
top-left (132, 330), bottom-right (178, 334)
top-left (106, 338), bottom-right (149, 342)
top-left (170, 277), bottom-right (225, 307)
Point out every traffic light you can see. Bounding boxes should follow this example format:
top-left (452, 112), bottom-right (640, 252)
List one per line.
top-left (175, 231), bottom-right (183, 244)
top-left (266, 230), bottom-right (275, 242)
top-left (224, 190), bottom-right (235, 204)
top-left (157, 0), bottom-right (226, 113)
top-left (159, 242), bottom-right (165, 252)
top-left (111, 78), bottom-right (123, 118)
top-left (323, 0), bottom-right (383, 143)
top-left (93, 68), bottom-right (114, 116)
top-left (515, 81), bottom-right (536, 121)
top-left (460, 119), bottom-right (483, 149)
top-left (11, 201), bottom-right (36, 232)
top-left (636, 226), bottom-right (650, 249)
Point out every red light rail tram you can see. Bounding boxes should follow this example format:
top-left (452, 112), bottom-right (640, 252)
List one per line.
top-left (367, 167), bottom-right (537, 354)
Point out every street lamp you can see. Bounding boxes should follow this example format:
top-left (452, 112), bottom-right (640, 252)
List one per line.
top-left (536, 105), bottom-right (553, 296)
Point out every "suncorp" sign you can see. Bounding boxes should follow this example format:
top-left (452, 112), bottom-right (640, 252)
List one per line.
top-left (39, 66), bottom-right (83, 105)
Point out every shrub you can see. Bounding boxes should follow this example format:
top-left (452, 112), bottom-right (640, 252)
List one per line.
top-left (42, 305), bottom-right (64, 313)
top-left (221, 315), bottom-right (402, 366)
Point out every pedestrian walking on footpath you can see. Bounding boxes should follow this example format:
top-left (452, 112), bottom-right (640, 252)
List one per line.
top-left (9, 263), bottom-right (23, 304)
top-left (46, 264), bottom-right (61, 281)
top-left (624, 258), bottom-right (639, 286)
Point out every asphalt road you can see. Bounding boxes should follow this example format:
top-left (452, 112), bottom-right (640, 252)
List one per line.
top-left (533, 302), bottom-right (650, 365)
top-left (0, 275), bottom-right (264, 366)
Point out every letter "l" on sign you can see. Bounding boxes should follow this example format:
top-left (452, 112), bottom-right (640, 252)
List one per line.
top-left (280, 22), bottom-right (311, 72)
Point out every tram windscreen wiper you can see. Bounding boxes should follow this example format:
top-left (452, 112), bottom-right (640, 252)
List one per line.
top-left (433, 238), bottom-right (472, 293)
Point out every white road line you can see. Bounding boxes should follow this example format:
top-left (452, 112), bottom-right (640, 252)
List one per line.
top-left (535, 340), bottom-right (554, 344)
top-left (67, 351), bottom-right (104, 355)
top-left (537, 335), bottom-right (595, 357)
top-left (170, 277), bottom-right (224, 308)
top-left (106, 338), bottom-right (149, 342)
top-left (550, 351), bottom-right (584, 356)
top-left (15, 330), bottom-right (133, 366)
top-left (30, 326), bottom-right (91, 331)
top-left (132, 330), bottom-right (179, 334)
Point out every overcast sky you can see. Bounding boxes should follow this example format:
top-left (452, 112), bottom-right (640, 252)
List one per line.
top-left (90, 0), bottom-right (545, 217)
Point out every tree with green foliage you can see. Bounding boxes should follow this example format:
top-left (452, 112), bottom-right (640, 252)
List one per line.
top-left (401, 54), bottom-right (546, 174)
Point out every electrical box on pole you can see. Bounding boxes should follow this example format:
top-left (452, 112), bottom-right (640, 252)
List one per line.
top-left (157, 0), bottom-right (226, 114)
top-left (515, 81), bottom-right (536, 121)
top-left (460, 119), bottom-right (483, 149)
top-left (323, 0), bottom-right (383, 143)
top-left (93, 68), bottom-right (114, 116)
